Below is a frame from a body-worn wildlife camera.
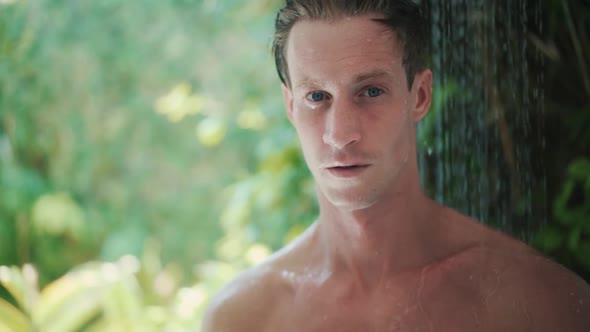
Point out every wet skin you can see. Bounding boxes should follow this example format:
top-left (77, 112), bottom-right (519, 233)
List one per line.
top-left (204, 209), bottom-right (590, 332)
top-left (203, 16), bottom-right (590, 332)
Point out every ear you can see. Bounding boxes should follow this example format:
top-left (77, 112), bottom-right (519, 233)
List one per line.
top-left (282, 84), bottom-right (294, 123)
top-left (411, 69), bottom-right (433, 122)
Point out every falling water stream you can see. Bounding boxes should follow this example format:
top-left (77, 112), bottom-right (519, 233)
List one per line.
top-left (418, 0), bottom-right (545, 240)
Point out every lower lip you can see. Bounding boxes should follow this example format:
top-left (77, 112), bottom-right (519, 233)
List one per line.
top-left (327, 166), bottom-right (369, 178)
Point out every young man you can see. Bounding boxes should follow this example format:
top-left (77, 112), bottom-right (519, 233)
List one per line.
top-left (203, 1), bottom-right (590, 331)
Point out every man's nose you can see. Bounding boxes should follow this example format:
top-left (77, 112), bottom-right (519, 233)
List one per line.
top-left (322, 99), bottom-right (362, 149)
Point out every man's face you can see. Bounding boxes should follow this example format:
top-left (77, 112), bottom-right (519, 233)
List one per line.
top-left (282, 16), bottom-right (432, 211)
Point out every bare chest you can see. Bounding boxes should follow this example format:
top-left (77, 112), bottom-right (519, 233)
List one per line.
top-left (266, 268), bottom-right (493, 332)
top-left (278, 292), bottom-right (485, 331)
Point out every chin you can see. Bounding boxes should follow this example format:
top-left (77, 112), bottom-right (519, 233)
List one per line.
top-left (322, 187), bottom-right (381, 212)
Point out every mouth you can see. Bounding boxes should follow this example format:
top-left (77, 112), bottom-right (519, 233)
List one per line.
top-left (330, 165), bottom-right (367, 170)
top-left (326, 164), bottom-right (370, 178)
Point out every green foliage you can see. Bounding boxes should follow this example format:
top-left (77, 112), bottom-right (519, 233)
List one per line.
top-left (528, 0), bottom-right (590, 280)
top-left (532, 158), bottom-right (590, 272)
top-left (0, 0), bottom-right (302, 328)
top-left (0, 266), bottom-right (33, 332)
top-left (0, 0), bottom-right (284, 282)
top-left (218, 140), bottom-right (317, 262)
top-left (0, 252), bottom-right (245, 331)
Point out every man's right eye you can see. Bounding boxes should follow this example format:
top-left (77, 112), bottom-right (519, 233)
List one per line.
top-left (307, 91), bottom-right (326, 102)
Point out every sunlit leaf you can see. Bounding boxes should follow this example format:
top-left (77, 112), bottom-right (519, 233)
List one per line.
top-left (220, 180), bottom-right (256, 229)
top-left (216, 234), bottom-right (248, 262)
top-left (0, 266), bottom-right (29, 315)
top-left (101, 279), bottom-right (147, 332)
top-left (0, 0), bottom-right (19, 6)
top-left (196, 117), bottom-right (226, 147)
top-left (33, 264), bottom-right (107, 330)
top-left (155, 83), bottom-right (206, 123)
top-left (0, 298), bottom-right (30, 332)
top-left (30, 192), bottom-right (85, 239)
top-left (173, 286), bottom-right (208, 321)
top-left (244, 243), bottom-right (271, 266)
top-left (237, 105), bottom-right (267, 130)
top-left (195, 261), bottom-right (238, 291)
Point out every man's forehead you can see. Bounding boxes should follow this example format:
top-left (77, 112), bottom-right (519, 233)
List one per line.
top-left (293, 20), bottom-right (395, 48)
top-left (285, 16), bottom-right (403, 75)
top-left (294, 69), bottom-right (398, 90)
top-left (285, 19), bottom-right (404, 89)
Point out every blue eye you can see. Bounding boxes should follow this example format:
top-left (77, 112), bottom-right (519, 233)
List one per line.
top-left (365, 87), bottom-right (383, 97)
top-left (309, 91), bottom-right (326, 102)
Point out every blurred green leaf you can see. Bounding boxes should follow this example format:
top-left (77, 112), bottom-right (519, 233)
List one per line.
top-left (0, 265), bottom-right (37, 315)
top-left (567, 227), bottom-right (582, 251)
top-left (569, 158), bottom-right (590, 179)
top-left (0, 297), bottom-right (30, 332)
top-left (31, 192), bottom-right (85, 239)
top-left (34, 268), bottom-right (104, 330)
top-left (576, 242), bottom-right (590, 271)
top-left (531, 226), bottom-right (564, 252)
top-left (554, 180), bottom-right (587, 226)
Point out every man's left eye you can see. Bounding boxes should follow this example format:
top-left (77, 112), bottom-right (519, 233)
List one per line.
top-left (364, 87), bottom-right (383, 97)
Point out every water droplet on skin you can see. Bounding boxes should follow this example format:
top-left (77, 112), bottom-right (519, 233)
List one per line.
top-left (281, 270), bottom-right (297, 281)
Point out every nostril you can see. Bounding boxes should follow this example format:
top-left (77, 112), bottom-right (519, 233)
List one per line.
top-left (323, 130), bottom-right (361, 149)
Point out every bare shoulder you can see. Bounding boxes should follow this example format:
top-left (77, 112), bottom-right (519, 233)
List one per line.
top-left (520, 253), bottom-right (590, 331)
top-left (440, 207), bottom-right (590, 330)
top-left (201, 227), bottom-right (315, 331)
top-left (201, 263), bottom-right (286, 332)
top-left (468, 231), bottom-right (590, 331)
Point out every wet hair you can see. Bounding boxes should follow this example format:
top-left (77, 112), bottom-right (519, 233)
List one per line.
top-left (272, 0), bottom-right (430, 90)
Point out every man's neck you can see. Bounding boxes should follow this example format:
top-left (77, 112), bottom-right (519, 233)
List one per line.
top-left (312, 181), bottom-right (444, 294)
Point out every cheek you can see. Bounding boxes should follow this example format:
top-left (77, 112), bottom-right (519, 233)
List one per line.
top-left (293, 118), bottom-right (324, 151)
top-left (293, 110), bottom-right (323, 134)
top-left (376, 111), bottom-right (413, 151)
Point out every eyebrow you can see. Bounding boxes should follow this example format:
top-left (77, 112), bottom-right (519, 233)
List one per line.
top-left (294, 69), bottom-right (394, 90)
top-left (295, 77), bottom-right (324, 91)
top-left (352, 70), bottom-right (393, 83)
